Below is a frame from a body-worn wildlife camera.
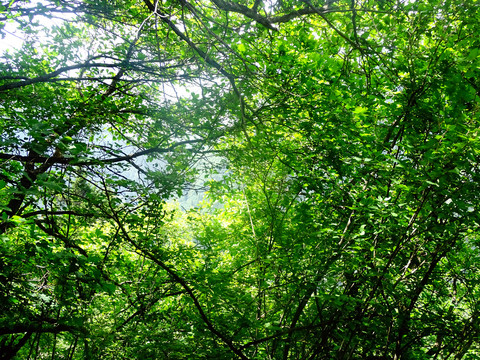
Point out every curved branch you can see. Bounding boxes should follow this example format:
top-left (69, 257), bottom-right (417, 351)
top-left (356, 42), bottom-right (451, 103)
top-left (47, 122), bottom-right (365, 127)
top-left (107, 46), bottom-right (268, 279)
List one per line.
top-left (106, 189), bottom-right (249, 359)
top-left (0, 139), bottom-right (204, 166)
top-left (143, 0), bottom-right (250, 135)
top-left (0, 62), bottom-right (128, 92)
top-left (35, 219), bottom-right (89, 257)
top-left (209, 0), bottom-right (277, 30)
top-left (269, 7), bottom-right (390, 24)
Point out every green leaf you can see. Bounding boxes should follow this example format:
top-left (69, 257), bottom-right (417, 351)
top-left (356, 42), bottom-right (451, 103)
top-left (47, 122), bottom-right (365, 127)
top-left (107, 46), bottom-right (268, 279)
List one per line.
top-left (466, 48), bottom-right (479, 61)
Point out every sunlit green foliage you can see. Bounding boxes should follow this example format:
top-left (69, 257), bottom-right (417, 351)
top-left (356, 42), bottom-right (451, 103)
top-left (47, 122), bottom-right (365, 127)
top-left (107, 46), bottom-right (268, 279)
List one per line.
top-left (1, 0), bottom-right (480, 359)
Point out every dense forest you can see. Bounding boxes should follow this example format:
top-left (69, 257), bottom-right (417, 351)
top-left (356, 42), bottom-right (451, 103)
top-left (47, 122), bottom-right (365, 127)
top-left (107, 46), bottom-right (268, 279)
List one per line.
top-left (1, 0), bottom-right (480, 359)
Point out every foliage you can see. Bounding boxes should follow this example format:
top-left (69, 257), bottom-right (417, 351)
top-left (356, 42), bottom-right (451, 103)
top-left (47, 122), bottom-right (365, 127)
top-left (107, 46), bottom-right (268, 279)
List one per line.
top-left (1, 0), bottom-right (480, 359)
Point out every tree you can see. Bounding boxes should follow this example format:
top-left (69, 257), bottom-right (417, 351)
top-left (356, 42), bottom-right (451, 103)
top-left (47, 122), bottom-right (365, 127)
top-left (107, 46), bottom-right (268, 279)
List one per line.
top-left (0, 0), bottom-right (223, 357)
top-left (1, 0), bottom-right (480, 359)
top-left (202, 0), bottom-right (480, 358)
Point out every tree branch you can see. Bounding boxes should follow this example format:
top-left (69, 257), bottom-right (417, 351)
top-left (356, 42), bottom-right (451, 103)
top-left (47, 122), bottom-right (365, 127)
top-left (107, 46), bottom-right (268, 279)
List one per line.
top-left (269, 7), bottom-right (390, 24)
top-left (21, 210), bottom-right (96, 218)
top-left (35, 219), bottom-right (88, 257)
top-left (143, 0), bottom-right (251, 137)
top-left (0, 139), bottom-right (204, 166)
top-left (107, 186), bottom-right (249, 359)
top-left (209, 0), bottom-right (278, 31)
top-left (0, 323), bottom-right (80, 336)
top-left (0, 62), bottom-right (130, 92)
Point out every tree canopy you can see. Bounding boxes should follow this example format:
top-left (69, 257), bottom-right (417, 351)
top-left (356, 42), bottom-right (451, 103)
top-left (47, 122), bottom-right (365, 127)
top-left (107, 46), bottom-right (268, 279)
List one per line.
top-left (1, 0), bottom-right (480, 359)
